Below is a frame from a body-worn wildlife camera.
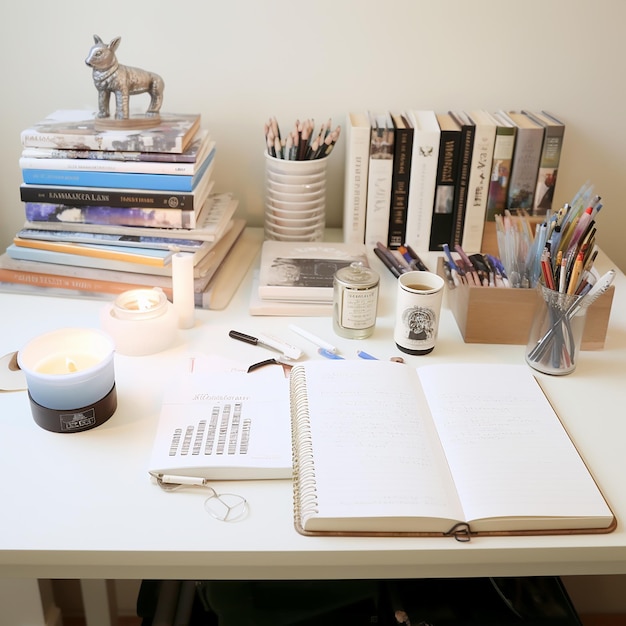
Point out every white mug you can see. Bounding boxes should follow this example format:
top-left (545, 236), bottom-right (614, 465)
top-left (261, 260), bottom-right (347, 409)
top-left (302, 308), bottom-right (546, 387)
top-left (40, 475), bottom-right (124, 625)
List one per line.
top-left (394, 271), bottom-right (445, 355)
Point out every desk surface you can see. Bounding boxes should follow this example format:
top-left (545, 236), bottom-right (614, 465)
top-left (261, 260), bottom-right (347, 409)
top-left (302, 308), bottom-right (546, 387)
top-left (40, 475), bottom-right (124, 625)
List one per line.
top-left (1, 232), bottom-right (626, 581)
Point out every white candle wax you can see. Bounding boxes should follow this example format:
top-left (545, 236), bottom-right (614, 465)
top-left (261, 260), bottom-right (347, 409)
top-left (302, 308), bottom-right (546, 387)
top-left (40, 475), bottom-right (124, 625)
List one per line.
top-left (101, 288), bottom-right (177, 356)
top-left (172, 251), bottom-right (195, 329)
top-left (18, 328), bottom-right (115, 410)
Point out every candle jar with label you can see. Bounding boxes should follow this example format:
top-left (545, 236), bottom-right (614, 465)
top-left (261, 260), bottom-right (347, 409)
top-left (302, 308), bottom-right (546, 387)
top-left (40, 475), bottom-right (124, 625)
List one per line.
top-left (333, 262), bottom-right (379, 339)
top-left (101, 287), bottom-right (178, 356)
top-left (18, 327), bottom-right (117, 433)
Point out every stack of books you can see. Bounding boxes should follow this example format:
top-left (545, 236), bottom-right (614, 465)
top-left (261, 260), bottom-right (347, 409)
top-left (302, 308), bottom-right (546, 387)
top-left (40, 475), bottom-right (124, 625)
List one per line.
top-left (0, 110), bottom-right (257, 309)
top-left (343, 109), bottom-right (565, 256)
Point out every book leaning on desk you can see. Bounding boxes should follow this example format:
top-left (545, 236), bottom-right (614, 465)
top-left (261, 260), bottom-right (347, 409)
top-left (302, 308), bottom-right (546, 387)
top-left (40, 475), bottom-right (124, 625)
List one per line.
top-left (290, 360), bottom-right (615, 539)
top-left (251, 240), bottom-right (370, 316)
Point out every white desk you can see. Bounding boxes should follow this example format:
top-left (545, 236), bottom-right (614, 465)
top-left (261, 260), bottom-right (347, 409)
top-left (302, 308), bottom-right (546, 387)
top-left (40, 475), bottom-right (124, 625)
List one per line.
top-left (1, 236), bottom-right (625, 625)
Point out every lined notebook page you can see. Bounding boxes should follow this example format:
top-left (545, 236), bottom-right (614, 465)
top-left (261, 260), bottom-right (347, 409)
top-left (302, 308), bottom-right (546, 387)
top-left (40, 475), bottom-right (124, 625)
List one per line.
top-left (418, 363), bottom-right (613, 531)
top-left (292, 360), bottom-right (464, 532)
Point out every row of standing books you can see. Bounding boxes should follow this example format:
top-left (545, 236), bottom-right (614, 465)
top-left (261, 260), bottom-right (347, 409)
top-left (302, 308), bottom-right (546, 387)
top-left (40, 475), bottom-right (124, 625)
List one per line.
top-left (343, 109), bottom-right (565, 254)
top-left (0, 109), bottom-right (258, 309)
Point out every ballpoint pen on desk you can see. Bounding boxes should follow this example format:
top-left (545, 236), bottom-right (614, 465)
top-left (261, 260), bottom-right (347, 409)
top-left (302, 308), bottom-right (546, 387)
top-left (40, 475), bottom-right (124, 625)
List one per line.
top-left (373, 245), bottom-right (402, 278)
top-left (399, 244), bottom-right (430, 272)
top-left (288, 324), bottom-right (338, 355)
top-left (373, 242), bottom-right (430, 279)
top-left (318, 348), bottom-right (345, 360)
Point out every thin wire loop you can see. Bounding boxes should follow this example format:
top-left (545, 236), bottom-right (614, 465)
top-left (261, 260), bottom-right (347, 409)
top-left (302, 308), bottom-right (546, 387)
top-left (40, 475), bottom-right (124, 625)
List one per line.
top-left (152, 473), bottom-right (249, 522)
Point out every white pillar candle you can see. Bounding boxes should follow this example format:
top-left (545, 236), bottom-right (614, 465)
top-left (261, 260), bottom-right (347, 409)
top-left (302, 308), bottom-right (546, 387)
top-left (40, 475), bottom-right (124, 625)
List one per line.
top-left (101, 288), bottom-right (177, 356)
top-left (172, 251), bottom-right (195, 329)
top-left (18, 328), bottom-right (115, 410)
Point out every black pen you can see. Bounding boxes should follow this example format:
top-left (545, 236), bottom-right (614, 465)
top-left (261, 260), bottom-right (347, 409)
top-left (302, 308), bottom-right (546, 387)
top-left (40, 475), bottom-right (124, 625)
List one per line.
top-left (373, 247), bottom-right (401, 278)
top-left (228, 330), bottom-right (302, 360)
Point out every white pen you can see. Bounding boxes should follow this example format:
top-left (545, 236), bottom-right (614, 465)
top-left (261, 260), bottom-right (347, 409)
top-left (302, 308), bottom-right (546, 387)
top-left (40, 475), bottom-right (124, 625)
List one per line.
top-left (288, 324), bottom-right (338, 354)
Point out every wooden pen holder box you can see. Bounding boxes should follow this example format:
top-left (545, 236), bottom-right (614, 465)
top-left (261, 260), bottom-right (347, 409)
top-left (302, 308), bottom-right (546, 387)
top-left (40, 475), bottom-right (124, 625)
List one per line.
top-left (436, 257), bottom-right (615, 349)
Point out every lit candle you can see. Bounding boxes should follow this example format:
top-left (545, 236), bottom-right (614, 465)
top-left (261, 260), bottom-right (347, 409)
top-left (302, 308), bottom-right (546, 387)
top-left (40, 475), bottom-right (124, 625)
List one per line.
top-left (18, 327), bottom-right (116, 414)
top-left (172, 251), bottom-right (195, 329)
top-left (101, 288), bottom-right (178, 356)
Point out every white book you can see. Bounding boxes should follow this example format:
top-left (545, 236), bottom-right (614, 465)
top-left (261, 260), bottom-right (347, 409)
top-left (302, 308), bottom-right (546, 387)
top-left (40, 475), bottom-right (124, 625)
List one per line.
top-left (461, 110), bottom-right (497, 253)
top-left (364, 112), bottom-right (394, 248)
top-left (257, 240), bottom-right (369, 302)
top-left (404, 110), bottom-right (441, 254)
top-left (343, 113), bottom-right (371, 244)
top-left (19, 138), bottom-right (215, 176)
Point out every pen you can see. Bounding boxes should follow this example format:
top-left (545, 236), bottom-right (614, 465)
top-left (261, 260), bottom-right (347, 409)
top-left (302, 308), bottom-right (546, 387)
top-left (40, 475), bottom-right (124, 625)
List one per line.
top-left (356, 350), bottom-right (378, 360)
top-left (228, 330), bottom-right (302, 360)
top-left (442, 243), bottom-right (460, 273)
top-left (318, 348), bottom-right (345, 360)
top-left (454, 244), bottom-right (480, 285)
top-left (566, 251), bottom-right (584, 295)
top-left (373, 247), bottom-right (401, 278)
top-left (403, 244), bottom-right (430, 271)
top-left (375, 242), bottom-right (407, 273)
top-left (288, 324), bottom-right (338, 354)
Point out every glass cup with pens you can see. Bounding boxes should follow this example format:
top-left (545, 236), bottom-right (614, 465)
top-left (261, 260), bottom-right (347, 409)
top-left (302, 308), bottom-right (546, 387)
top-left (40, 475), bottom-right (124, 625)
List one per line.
top-left (525, 284), bottom-right (588, 375)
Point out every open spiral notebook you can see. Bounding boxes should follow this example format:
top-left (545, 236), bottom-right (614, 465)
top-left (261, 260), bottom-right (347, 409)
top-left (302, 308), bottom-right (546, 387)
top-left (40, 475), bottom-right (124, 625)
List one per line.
top-left (289, 360), bottom-right (615, 540)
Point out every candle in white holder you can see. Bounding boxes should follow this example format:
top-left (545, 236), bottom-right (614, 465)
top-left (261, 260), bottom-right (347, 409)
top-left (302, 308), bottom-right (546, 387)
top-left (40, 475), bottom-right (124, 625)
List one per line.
top-left (101, 288), bottom-right (178, 356)
top-left (172, 251), bottom-right (195, 329)
top-left (18, 328), bottom-right (115, 410)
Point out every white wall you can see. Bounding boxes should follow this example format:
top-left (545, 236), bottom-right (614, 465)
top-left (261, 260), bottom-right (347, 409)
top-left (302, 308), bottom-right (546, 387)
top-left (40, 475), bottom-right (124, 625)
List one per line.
top-left (1, 0), bottom-right (625, 272)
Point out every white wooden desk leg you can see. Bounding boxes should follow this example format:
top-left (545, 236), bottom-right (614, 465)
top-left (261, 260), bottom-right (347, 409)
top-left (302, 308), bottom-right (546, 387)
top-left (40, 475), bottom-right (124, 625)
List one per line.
top-left (80, 579), bottom-right (117, 626)
top-left (0, 579), bottom-right (61, 626)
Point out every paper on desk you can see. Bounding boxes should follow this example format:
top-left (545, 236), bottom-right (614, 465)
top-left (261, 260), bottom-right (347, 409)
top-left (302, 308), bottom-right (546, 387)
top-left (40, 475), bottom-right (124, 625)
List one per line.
top-left (148, 359), bottom-right (292, 480)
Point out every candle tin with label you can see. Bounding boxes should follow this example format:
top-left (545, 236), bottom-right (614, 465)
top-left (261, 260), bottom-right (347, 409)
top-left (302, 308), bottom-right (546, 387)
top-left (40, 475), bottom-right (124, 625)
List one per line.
top-left (333, 262), bottom-right (379, 339)
top-left (18, 327), bottom-right (117, 433)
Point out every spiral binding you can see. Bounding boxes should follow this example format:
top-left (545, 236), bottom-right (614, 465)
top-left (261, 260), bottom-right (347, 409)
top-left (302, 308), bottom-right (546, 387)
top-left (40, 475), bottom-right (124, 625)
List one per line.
top-left (290, 366), bottom-right (319, 526)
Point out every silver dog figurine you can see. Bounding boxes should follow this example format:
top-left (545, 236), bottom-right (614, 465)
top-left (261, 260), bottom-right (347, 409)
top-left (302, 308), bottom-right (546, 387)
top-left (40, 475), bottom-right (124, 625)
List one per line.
top-left (85, 35), bottom-right (164, 120)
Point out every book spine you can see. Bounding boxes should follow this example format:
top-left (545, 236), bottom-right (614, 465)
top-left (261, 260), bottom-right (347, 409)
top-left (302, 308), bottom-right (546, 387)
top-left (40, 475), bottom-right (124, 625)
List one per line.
top-left (485, 126), bottom-right (516, 221)
top-left (20, 186), bottom-right (199, 210)
top-left (19, 155), bottom-right (197, 176)
top-left (507, 127), bottom-right (544, 211)
top-left (387, 121), bottom-right (413, 249)
top-left (461, 118), bottom-right (496, 253)
top-left (404, 112), bottom-right (440, 254)
top-left (532, 125), bottom-right (564, 216)
top-left (21, 168), bottom-right (197, 192)
top-left (21, 146), bottom-right (198, 163)
top-left (16, 227), bottom-right (206, 252)
top-left (6, 244), bottom-right (171, 276)
top-left (364, 124), bottom-right (394, 248)
top-left (0, 266), bottom-right (173, 300)
top-left (21, 131), bottom-right (184, 153)
top-left (429, 129), bottom-right (461, 251)
top-left (342, 114), bottom-right (371, 245)
top-left (12, 238), bottom-right (171, 267)
top-left (450, 118), bottom-right (475, 248)
top-left (24, 202), bottom-right (197, 229)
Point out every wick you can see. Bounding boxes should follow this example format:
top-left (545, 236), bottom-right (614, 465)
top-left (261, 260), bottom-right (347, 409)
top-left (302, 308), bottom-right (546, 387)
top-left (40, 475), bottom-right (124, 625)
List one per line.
top-left (66, 358), bottom-right (78, 373)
